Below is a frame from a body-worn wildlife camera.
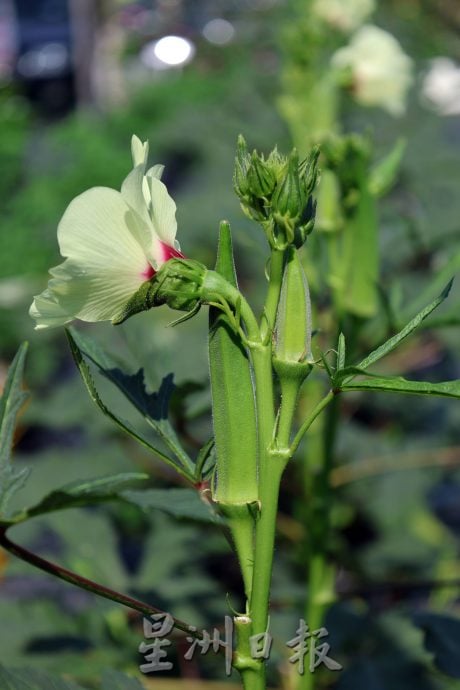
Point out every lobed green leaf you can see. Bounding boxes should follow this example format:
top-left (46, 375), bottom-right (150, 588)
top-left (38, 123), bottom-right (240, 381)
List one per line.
top-left (0, 343), bottom-right (31, 517)
top-left (66, 329), bottom-right (193, 481)
top-left (122, 487), bottom-right (220, 523)
top-left (25, 472), bottom-right (149, 519)
top-left (67, 327), bottom-right (194, 475)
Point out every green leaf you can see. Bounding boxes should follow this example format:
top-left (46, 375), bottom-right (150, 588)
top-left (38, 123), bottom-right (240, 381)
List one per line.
top-left (0, 665), bottom-right (85, 690)
top-left (341, 375), bottom-right (460, 399)
top-left (25, 472), bottom-right (149, 519)
top-left (333, 366), bottom-right (380, 387)
top-left (414, 612), bottom-right (460, 678)
top-left (122, 488), bottom-right (220, 523)
top-left (357, 280), bottom-right (453, 372)
top-left (66, 327), bottom-right (194, 475)
top-left (402, 249), bottom-right (460, 319)
top-left (0, 343), bottom-right (30, 518)
top-left (369, 138), bottom-right (406, 198)
top-left (66, 329), bottom-right (193, 481)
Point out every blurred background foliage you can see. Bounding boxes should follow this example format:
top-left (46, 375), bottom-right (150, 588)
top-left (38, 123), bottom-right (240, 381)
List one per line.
top-left (1, 0), bottom-right (460, 688)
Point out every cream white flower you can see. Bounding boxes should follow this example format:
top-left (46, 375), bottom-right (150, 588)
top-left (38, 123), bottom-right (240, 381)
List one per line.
top-left (30, 136), bottom-right (183, 329)
top-left (312, 0), bottom-right (375, 32)
top-left (422, 57), bottom-right (460, 116)
top-left (332, 25), bottom-right (413, 116)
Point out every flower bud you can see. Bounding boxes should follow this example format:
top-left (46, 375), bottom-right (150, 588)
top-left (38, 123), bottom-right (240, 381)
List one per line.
top-left (273, 247), bottom-right (313, 382)
top-left (272, 149), bottom-right (303, 220)
top-left (150, 258), bottom-right (207, 310)
top-left (232, 137), bottom-right (319, 250)
top-left (233, 135), bottom-right (251, 198)
top-left (299, 146), bottom-right (320, 197)
top-left (112, 258), bottom-right (207, 323)
top-left (247, 151), bottom-right (277, 198)
top-left (293, 197), bottom-right (317, 248)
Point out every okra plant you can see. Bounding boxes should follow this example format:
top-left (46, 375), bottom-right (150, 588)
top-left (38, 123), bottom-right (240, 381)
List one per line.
top-left (1, 135), bottom-right (460, 690)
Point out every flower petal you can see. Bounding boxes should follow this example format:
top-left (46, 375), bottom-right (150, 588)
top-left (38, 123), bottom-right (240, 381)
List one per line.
top-left (58, 186), bottom-right (154, 270)
top-left (121, 164), bottom-right (151, 226)
top-left (29, 287), bottom-right (73, 329)
top-left (149, 177), bottom-right (178, 249)
top-left (146, 164), bottom-right (164, 180)
top-left (30, 187), bottom-right (156, 329)
top-left (131, 135), bottom-right (149, 168)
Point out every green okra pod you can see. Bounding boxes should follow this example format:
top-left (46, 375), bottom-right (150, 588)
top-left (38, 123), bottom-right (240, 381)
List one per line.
top-left (209, 221), bottom-right (258, 506)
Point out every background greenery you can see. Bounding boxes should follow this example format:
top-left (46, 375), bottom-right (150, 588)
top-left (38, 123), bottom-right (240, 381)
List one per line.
top-left (1, 1), bottom-right (460, 688)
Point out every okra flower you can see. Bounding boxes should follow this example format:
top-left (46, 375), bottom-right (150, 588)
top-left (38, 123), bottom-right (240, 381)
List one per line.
top-left (332, 25), bottom-right (413, 116)
top-left (312, 0), bottom-right (375, 33)
top-left (30, 136), bottom-right (183, 329)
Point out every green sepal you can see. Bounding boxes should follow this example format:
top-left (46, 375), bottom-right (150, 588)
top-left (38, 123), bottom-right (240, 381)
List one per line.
top-left (272, 148), bottom-right (302, 220)
top-left (273, 357), bottom-right (313, 385)
top-left (233, 134), bottom-right (251, 198)
top-left (247, 151), bottom-right (276, 197)
top-left (337, 332), bottom-right (346, 370)
top-left (113, 259), bottom-right (208, 325)
top-left (112, 279), bottom-right (157, 324)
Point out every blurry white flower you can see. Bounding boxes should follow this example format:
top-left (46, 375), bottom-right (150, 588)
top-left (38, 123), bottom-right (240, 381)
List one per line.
top-left (332, 25), bottom-right (413, 116)
top-left (422, 57), bottom-right (460, 116)
top-left (30, 136), bottom-right (183, 329)
top-left (312, 0), bottom-right (375, 32)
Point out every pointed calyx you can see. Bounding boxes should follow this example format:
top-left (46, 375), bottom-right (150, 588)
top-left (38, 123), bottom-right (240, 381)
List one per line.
top-left (233, 135), bottom-right (320, 250)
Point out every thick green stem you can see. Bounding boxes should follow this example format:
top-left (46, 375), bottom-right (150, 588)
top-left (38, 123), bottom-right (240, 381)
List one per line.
top-left (251, 454), bottom-right (284, 636)
top-left (233, 249), bottom-right (284, 689)
top-left (234, 616), bottom-right (266, 690)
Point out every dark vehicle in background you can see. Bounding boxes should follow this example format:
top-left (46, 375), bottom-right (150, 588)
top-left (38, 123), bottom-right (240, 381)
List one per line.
top-left (10, 0), bottom-right (76, 116)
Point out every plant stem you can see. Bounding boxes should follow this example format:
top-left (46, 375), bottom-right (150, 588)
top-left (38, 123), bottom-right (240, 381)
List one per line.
top-left (232, 248), bottom-right (284, 689)
top-left (0, 525), bottom-right (199, 637)
top-left (289, 390), bottom-right (335, 457)
top-left (234, 616), bottom-right (266, 690)
top-left (297, 392), bottom-right (339, 690)
top-left (251, 452), bottom-right (285, 636)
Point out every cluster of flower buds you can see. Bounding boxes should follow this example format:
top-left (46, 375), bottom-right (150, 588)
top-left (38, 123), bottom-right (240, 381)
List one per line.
top-left (233, 136), bottom-right (319, 250)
